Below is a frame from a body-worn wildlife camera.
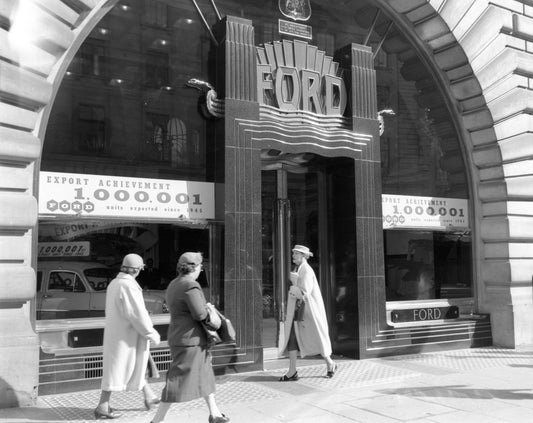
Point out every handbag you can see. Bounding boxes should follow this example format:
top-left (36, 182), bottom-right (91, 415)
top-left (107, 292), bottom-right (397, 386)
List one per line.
top-left (293, 298), bottom-right (305, 321)
top-left (216, 309), bottom-right (236, 343)
top-left (202, 324), bottom-right (222, 349)
top-left (203, 303), bottom-right (221, 330)
top-left (201, 304), bottom-right (236, 348)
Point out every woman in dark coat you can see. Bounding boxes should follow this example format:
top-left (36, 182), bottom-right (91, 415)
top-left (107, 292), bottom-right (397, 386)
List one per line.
top-left (149, 252), bottom-right (229, 423)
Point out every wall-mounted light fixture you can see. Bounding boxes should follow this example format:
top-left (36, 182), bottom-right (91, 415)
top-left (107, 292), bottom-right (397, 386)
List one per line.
top-left (109, 78), bottom-right (124, 86)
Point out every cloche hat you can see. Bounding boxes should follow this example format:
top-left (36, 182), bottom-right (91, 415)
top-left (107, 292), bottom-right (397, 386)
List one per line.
top-left (121, 253), bottom-right (145, 269)
top-left (292, 244), bottom-right (313, 257)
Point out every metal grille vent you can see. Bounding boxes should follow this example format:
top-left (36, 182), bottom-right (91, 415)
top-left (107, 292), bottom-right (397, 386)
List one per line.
top-left (84, 356), bottom-right (103, 379)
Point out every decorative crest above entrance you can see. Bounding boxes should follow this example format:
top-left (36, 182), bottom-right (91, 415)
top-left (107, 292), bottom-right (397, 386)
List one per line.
top-left (279, 0), bottom-right (312, 21)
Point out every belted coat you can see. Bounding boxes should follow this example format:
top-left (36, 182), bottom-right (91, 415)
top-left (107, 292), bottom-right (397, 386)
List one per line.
top-left (278, 260), bottom-right (332, 358)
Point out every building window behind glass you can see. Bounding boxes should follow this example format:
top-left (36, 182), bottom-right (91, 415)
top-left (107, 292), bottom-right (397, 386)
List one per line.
top-left (143, 0), bottom-right (168, 28)
top-left (80, 39), bottom-right (106, 77)
top-left (145, 51), bottom-right (169, 88)
top-left (78, 104), bottom-right (106, 153)
top-left (385, 230), bottom-right (472, 301)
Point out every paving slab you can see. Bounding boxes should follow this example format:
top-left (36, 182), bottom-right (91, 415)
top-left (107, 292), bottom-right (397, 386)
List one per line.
top-left (1, 347), bottom-right (533, 423)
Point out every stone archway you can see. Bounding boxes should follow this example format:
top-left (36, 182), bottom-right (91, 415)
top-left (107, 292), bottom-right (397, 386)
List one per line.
top-left (0, 0), bottom-right (119, 407)
top-left (1, 0), bottom-right (532, 407)
top-left (371, 0), bottom-right (533, 348)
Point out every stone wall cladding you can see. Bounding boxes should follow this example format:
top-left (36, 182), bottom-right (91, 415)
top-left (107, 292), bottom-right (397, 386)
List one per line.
top-left (383, 0), bottom-right (533, 346)
top-left (0, 0), bottom-right (119, 407)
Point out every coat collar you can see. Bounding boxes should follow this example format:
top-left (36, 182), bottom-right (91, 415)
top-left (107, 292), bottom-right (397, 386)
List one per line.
top-left (178, 273), bottom-right (197, 283)
top-left (115, 272), bottom-right (141, 289)
top-left (296, 260), bottom-right (309, 272)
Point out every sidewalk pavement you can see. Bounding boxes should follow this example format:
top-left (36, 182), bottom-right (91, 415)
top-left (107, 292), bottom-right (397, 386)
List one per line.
top-left (2, 346), bottom-right (533, 423)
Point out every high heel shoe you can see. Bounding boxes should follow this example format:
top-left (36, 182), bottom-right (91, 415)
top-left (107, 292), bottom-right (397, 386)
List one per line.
top-left (94, 406), bottom-right (122, 419)
top-left (144, 397), bottom-right (161, 410)
top-left (279, 371), bottom-right (299, 381)
top-left (326, 362), bottom-right (337, 378)
top-left (208, 413), bottom-right (230, 423)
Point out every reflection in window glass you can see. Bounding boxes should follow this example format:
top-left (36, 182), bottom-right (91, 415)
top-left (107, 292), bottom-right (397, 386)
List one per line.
top-left (43, 0), bottom-right (214, 181)
top-left (85, 268), bottom-right (114, 291)
top-left (385, 230), bottom-right (472, 301)
top-left (40, 0), bottom-right (224, 322)
top-left (36, 220), bottom-right (218, 320)
top-left (49, 272), bottom-right (77, 291)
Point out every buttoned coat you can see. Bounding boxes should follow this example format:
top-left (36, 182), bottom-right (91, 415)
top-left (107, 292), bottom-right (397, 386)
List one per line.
top-left (101, 273), bottom-right (160, 391)
top-left (165, 274), bottom-right (209, 347)
top-left (279, 260), bottom-right (332, 358)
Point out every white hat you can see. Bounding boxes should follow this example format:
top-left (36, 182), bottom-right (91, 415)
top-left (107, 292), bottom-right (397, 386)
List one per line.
top-left (121, 253), bottom-right (145, 269)
top-left (292, 245), bottom-right (313, 257)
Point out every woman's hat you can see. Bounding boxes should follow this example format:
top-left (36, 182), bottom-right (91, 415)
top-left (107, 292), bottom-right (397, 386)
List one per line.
top-left (122, 253), bottom-right (145, 269)
top-left (292, 245), bottom-right (313, 257)
top-left (178, 252), bottom-right (203, 265)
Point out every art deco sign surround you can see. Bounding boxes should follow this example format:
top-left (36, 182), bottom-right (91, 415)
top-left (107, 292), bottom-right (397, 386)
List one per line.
top-left (256, 40), bottom-right (347, 117)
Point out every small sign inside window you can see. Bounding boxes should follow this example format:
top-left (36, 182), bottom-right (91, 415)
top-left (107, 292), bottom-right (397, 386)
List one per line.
top-left (278, 19), bottom-right (312, 40)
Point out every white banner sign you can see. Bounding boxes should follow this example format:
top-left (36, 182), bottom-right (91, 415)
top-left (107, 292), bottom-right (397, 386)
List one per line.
top-left (38, 241), bottom-right (90, 257)
top-left (39, 171), bottom-right (215, 220)
top-left (382, 194), bottom-right (468, 229)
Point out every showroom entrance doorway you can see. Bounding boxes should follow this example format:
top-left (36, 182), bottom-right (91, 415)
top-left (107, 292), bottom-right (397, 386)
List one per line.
top-left (261, 154), bottom-right (359, 358)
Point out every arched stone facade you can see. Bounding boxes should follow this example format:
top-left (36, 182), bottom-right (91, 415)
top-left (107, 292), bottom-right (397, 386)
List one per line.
top-left (379, 0), bottom-right (533, 348)
top-left (0, 0), bottom-right (531, 406)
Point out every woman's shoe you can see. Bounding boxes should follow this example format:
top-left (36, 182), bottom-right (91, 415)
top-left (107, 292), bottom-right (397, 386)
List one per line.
top-left (208, 413), bottom-right (230, 423)
top-left (279, 371), bottom-right (299, 381)
top-left (94, 406), bottom-right (122, 419)
top-left (144, 397), bottom-right (161, 410)
top-left (326, 362), bottom-right (337, 378)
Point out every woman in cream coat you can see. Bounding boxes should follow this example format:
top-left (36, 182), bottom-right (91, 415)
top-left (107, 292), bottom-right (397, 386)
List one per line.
top-left (94, 253), bottom-right (161, 419)
top-left (278, 245), bottom-right (336, 380)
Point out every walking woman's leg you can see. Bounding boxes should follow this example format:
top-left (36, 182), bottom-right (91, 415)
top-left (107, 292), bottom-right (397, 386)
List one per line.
top-left (280, 323), bottom-right (299, 380)
top-left (143, 382), bottom-right (155, 399)
top-left (95, 390), bottom-right (122, 419)
top-left (150, 402), bottom-right (171, 423)
top-left (143, 381), bottom-right (161, 409)
top-left (205, 393), bottom-right (221, 416)
top-left (96, 390), bottom-right (111, 409)
top-left (323, 354), bottom-right (337, 378)
top-left (204, 393), bottom-right (229, 422)
top-left (288, 350), bottom-right (298, 375)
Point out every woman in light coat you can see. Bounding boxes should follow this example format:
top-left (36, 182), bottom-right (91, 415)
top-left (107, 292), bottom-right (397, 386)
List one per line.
top-left (278, 245), bottom-right (336, 380)
top-left (94, 253), bottom-right (161, 419)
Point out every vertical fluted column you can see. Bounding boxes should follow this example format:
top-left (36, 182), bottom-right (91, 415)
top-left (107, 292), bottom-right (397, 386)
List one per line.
top-left (217, 16), bottom-right (262, 363)
top-left (337, 43), bottom-right (384, 356)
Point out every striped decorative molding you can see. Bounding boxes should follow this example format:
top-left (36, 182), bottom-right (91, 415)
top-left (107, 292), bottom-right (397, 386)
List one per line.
top-left (225, 17), bottom-right (256, 101)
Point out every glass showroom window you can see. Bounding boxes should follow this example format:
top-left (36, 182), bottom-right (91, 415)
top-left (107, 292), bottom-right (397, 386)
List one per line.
top-left (38, 0), bottom-right (224, 321)
top-left (376, 31), bottom-right (472, 303)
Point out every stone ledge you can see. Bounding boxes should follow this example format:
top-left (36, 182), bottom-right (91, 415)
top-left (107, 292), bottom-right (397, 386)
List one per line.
top-left (0, 192), bottom-right (37, 228)
top-left (0, 127), bottom-right (40, 163)
top-left (481, 215), bottom-right (533, 240)
top-left (483, 200), bottom-right (533, 217)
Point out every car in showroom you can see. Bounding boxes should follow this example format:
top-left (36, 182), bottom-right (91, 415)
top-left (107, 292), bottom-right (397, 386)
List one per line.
top-left (36, 261), bottom-right (169, 319)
